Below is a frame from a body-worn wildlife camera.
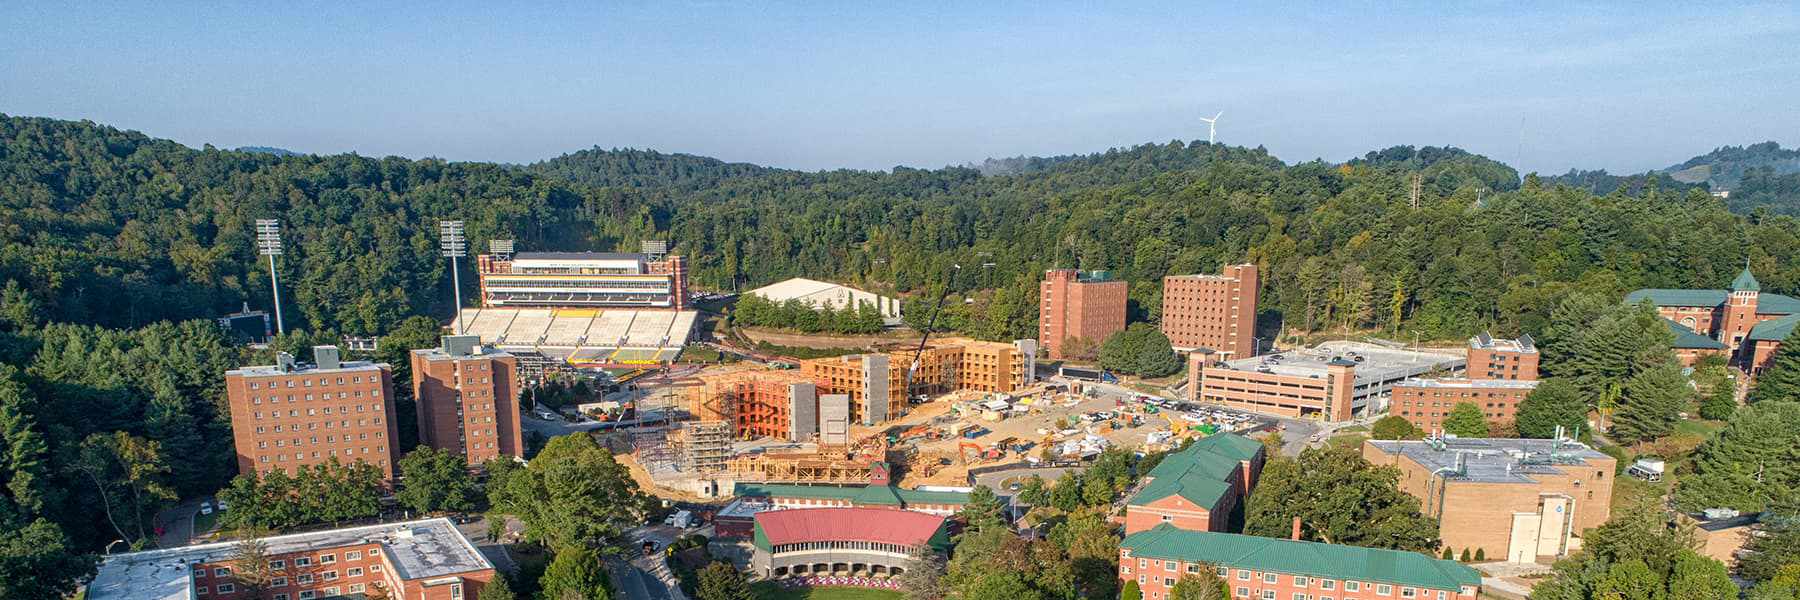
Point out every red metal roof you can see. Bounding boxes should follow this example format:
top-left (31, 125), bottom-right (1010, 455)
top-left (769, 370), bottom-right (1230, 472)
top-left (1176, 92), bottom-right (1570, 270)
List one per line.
top-left (753, 507), bottom-right (946, 547)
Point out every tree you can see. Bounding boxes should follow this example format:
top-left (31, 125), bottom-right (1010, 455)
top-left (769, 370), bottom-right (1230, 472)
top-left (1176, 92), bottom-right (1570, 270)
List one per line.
top-left (77, 431), bottom-right (177, 544)
top-left (1440, 403), bottom-right (1489, 438)
top-left (1245, 446), bottom-right (1439, 552)
top-left (0, 519), bottom-right (90, 599)
top-left (897, 541), bottom-right (948, 600)
top-left (1667, 550), bottom-right (1737, 600)
top-left (538, 546), bottom-right (611, 600)
top-left (1121, 579), bottom-right (1142, 600)
top-left (396, 446), bottom-right (476, 515)
top-left (1017, 475), bottom-right (1049, 506)
top-left (1672, 402), bottom-right (1800, 512)
top-left (958, 485), bottom-right (1007, 531)
top-left (477, 576), bottom-right (518, 600)
top-left (1698, 381), bottom-right (1736, 420)
top-left (1050, 472), bottom-right (1083, 512)
top-left (1371, 415), bottom-right (1422, 440)
top-left (1595, 560), bottom-right (1660, 600)
top-left (487, 434), bottom-right (650, 555)
top-left (1516, 379), bottom-right (1589, 439)
top-left (1737, 510), bottom-right (1800, 582)
top-left (964, 571), bottom-right (1044, 600)
top-left (1613, 362), bottom-right (1689, 444)
top-left (1098, 324), bottom-right (1182, 378)
top-left (230, 533), bottom-right (275, 600)
top-left (695, 562), bottom-right (753, 600)
top-left (1754, 326), bottom-right (1800, 403)
top-left (1168, 571), bottom-right (1230, 600)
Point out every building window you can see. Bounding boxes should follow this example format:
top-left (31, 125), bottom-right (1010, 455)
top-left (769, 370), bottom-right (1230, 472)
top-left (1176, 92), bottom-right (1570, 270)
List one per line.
top-left (320, 553), bottom-right (336, 564)
top-left (349, 584), bottom-right (366, 593)
top-left (1264, 573), bottom-right (1278, 584)
top-left (217, 583), bottom-right (235, 593)
top-left (346, 550), bottom-right (360, 560)
top-left (323, 569), bottom-right (338, 580)
top-left (347, 567), bottom-right (363, 576)
top-left (1321, 580), bottom-right (1336, 590)
top-left (214, 567), bottom-right (232, 577)
top-left (1296, 576), bottom-right (1308, 585)
top-left (1237, 570), bottom-right (1251, 580)
top-left (1402, 588), bottom-right (1416, 598)
top-left (1346, 581), bottom-right (1360, 592)
top-left (197, 586), bottom-right (209, 596)
top-left (298, 592), bottom-right (316, 600)
top-left (1237, 587), bottom-right (1250, 598)
top-left (274, 595), bottom-right (289, 600)
top-left (1377, 585), bottom-right (1392, 595)
top-left (271, 577), bottom-right (287, 587)
top-left (297, 574), bottom-right (313, 584)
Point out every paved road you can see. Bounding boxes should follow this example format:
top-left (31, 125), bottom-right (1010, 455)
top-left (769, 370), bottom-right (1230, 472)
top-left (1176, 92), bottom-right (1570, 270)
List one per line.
top-left (152, 497), bottom-right (215, 548)
top-left (973, 466), bottom-right (1084, 496)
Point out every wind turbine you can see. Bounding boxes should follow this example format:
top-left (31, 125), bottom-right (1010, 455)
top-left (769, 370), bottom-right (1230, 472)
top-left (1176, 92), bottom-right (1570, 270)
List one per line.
top-left (1200, 111), bottom-right (1223, 144)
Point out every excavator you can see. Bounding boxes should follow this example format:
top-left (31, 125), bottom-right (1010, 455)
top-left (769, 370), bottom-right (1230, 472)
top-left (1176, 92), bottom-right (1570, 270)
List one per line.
top-left (957, 441), bottom-right (985, 465)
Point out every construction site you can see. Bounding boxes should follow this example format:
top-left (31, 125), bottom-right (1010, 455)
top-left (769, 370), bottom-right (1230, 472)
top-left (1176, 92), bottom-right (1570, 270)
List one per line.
top-left (603, 359), bottom-right (1272, 499)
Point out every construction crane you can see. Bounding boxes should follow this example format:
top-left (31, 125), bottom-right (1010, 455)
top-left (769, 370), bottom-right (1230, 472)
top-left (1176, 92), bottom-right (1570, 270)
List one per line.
top-left (904, 263), bottom-right (962, 396)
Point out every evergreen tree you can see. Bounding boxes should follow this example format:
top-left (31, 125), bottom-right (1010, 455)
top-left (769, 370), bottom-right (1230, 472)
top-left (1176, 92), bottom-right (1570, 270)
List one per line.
top-left (1753, 326), bottom-right (1800, 403)
top-left (1595, 560), bottom-right (1661, 600)
top-left (1050, 472), bottom-right (1083, 512)
top-left (1441, 403), bottom-right (1489, 438)
top-left (1668, 550), bottom-right (1738, 600)
top-left (1133, 327), bottom-right (1182, 378)
top-left (1515, 379), bottom-right (1589, 438)
top-left (1738, 511), bottom-right (1800, 582)
top-left (1017, 474), bottom-right (1049, 506)
top-left (1613, 362), bottom-right (1689, 444)
top-left (1122, 579), bottom-right (1143, 600)
top-left (957, 485), bottom-right (1007, 531)
top-left (1699, 381), bottom-right (1737, 420)
top-left (476, 577), bottom-right (518, 600)
top-left (1371, 415), bottom-right (1422, 440)
top-left (695, 562), bottom-right (753, 600)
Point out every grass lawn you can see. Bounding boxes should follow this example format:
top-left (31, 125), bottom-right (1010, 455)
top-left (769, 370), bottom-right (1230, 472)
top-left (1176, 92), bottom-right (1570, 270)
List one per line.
top-left (1611, 472), bottom-right (1669, 512)
top-left (1674, 418), bottom-right (1724, 438)
top-left (751, 582), bottom-right (904, 600)
top-left (192, 510), bottom-right (220, 537)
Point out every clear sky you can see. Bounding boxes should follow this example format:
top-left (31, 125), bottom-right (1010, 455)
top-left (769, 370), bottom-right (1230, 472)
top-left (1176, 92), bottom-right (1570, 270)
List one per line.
top-left (3, 1), bottom-right (1796, 174)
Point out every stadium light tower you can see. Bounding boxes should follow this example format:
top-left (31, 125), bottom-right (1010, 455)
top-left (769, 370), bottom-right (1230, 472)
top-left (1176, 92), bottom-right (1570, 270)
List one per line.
top-left (255, 219), bottom-right (285, 335)
top-left (440, 220), bottom-right (467, 334)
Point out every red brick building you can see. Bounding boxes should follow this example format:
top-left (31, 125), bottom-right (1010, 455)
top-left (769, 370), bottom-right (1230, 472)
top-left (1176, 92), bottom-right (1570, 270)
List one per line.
top-left (1120, 526), bottom-right (1480, 600)
top-left (1162, 264), bottom-right (1259, 360)
top-left (1465, 332), bottom-right (1538, 381)
top-left (224, 347), bottom-right (399, 480)
top-left (88, 518), bottom-right (499, 600)
top-left (1039, 269), bottom-right (1128, 359)
top-left (410, 335), bottom-right (523, 465)
top-left (1390, 378), bottom-right (1538, 433)
top-left (1627, 268), bottom-right (1800, 372)
top-left (1122, 433), bottom-right (1265, 535)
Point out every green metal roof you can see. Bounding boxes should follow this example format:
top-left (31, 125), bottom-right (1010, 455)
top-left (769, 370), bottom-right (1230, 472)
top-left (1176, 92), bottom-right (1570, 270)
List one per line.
top-left (1130, 434), bottom-right (1263, 508)
top-left (1121, 525), bottom-right (1481, 592)
top-left (1732, 268), bottom-right (1762, 292)
top-left (1625, 289), bottom-right (1727, 307)
top-left (732, 482), bottom-right (969, 507)
top-left (1665, 319), bottom-right (1728, 350)
top-left (1760, 293), bottom-right (1800, 315)
top-left (1750, 314), bottom-right (1800, 342)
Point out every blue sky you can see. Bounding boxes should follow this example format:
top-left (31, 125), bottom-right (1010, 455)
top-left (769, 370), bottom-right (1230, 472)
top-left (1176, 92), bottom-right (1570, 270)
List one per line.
top-left (3, 2), bottom-right (1796, 174)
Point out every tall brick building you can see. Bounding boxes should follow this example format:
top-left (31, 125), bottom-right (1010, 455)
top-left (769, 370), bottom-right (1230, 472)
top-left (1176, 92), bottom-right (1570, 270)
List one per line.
top-left (410, 335), bottom-right (523, 465)
top-left (1161, 264), bottom-right (1258, 360)
top-left (1039, 269), bottom-right (1127, 359)
top-left (1391, 333), bottom-right (1540, 432)
top-left (224, 347), bottom-right (399, 479)
top-left (1626, 268), bottom-right (1800, 372)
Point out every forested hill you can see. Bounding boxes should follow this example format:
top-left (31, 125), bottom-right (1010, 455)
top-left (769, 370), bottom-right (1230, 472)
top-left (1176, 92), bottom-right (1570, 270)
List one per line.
top-left (4, 114), bottom-right (1800, 345)
top-left (1544, 141), bottom-right (1800, 214)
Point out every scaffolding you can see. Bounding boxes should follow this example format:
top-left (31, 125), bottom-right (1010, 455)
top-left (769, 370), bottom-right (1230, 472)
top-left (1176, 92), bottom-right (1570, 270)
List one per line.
top-left (721, 434), bottom-right (890, 483)
top-left (685, 370), bottom-right (826, 440)
top-left (681, 421), bottom-right (732, 473)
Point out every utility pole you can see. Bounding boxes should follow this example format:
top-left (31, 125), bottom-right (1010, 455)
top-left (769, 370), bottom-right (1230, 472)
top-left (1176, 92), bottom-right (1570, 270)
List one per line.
top-left (440, 220), bottom-right (467, 334)
top-left (255, 219), bottom-right (285, 336)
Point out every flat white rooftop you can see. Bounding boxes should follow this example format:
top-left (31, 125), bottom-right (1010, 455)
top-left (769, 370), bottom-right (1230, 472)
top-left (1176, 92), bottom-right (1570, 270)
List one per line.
top-left (227, 360), bottom-right (386, 378)
top-left (87, 518), bottom-right (491, 600)
top-left (1214, 341), bottom-right (1463, 383)
top-left (1397, 377), bottom-right (1540, 390)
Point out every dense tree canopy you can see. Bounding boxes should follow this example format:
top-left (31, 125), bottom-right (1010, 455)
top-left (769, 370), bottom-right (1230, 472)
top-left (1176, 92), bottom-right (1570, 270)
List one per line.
top-left (1514, 379), bottom-right (1589, 439)
top-left (1673, 402), bottom-right (1800, 512)
top-left (1245, 446), bottom-right (1440, 552)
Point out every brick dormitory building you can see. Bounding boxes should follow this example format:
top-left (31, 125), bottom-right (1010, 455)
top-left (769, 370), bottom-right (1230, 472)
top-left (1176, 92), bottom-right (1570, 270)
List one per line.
top-left (88, 518), bottom-right (499, 600)
top-left (410, 334), bottom-right (524, 465)
top-left (1039, 268), bottom-right (1127, 359)
top-left (1390, 332), bottom-right (1540, 433)
top-left (1162, 264), bottom-right (1259, 360)
top-left (1118, 436), bottom-right (1480, 599)
top-left (224, 346), bottom-right (400, 479)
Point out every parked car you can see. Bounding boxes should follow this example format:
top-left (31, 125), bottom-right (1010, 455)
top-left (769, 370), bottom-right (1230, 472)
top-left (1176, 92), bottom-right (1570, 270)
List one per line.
top-left (216, 499), bottom-right (229, 511)
top-left (199, 502), bottom-right (214, 515)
